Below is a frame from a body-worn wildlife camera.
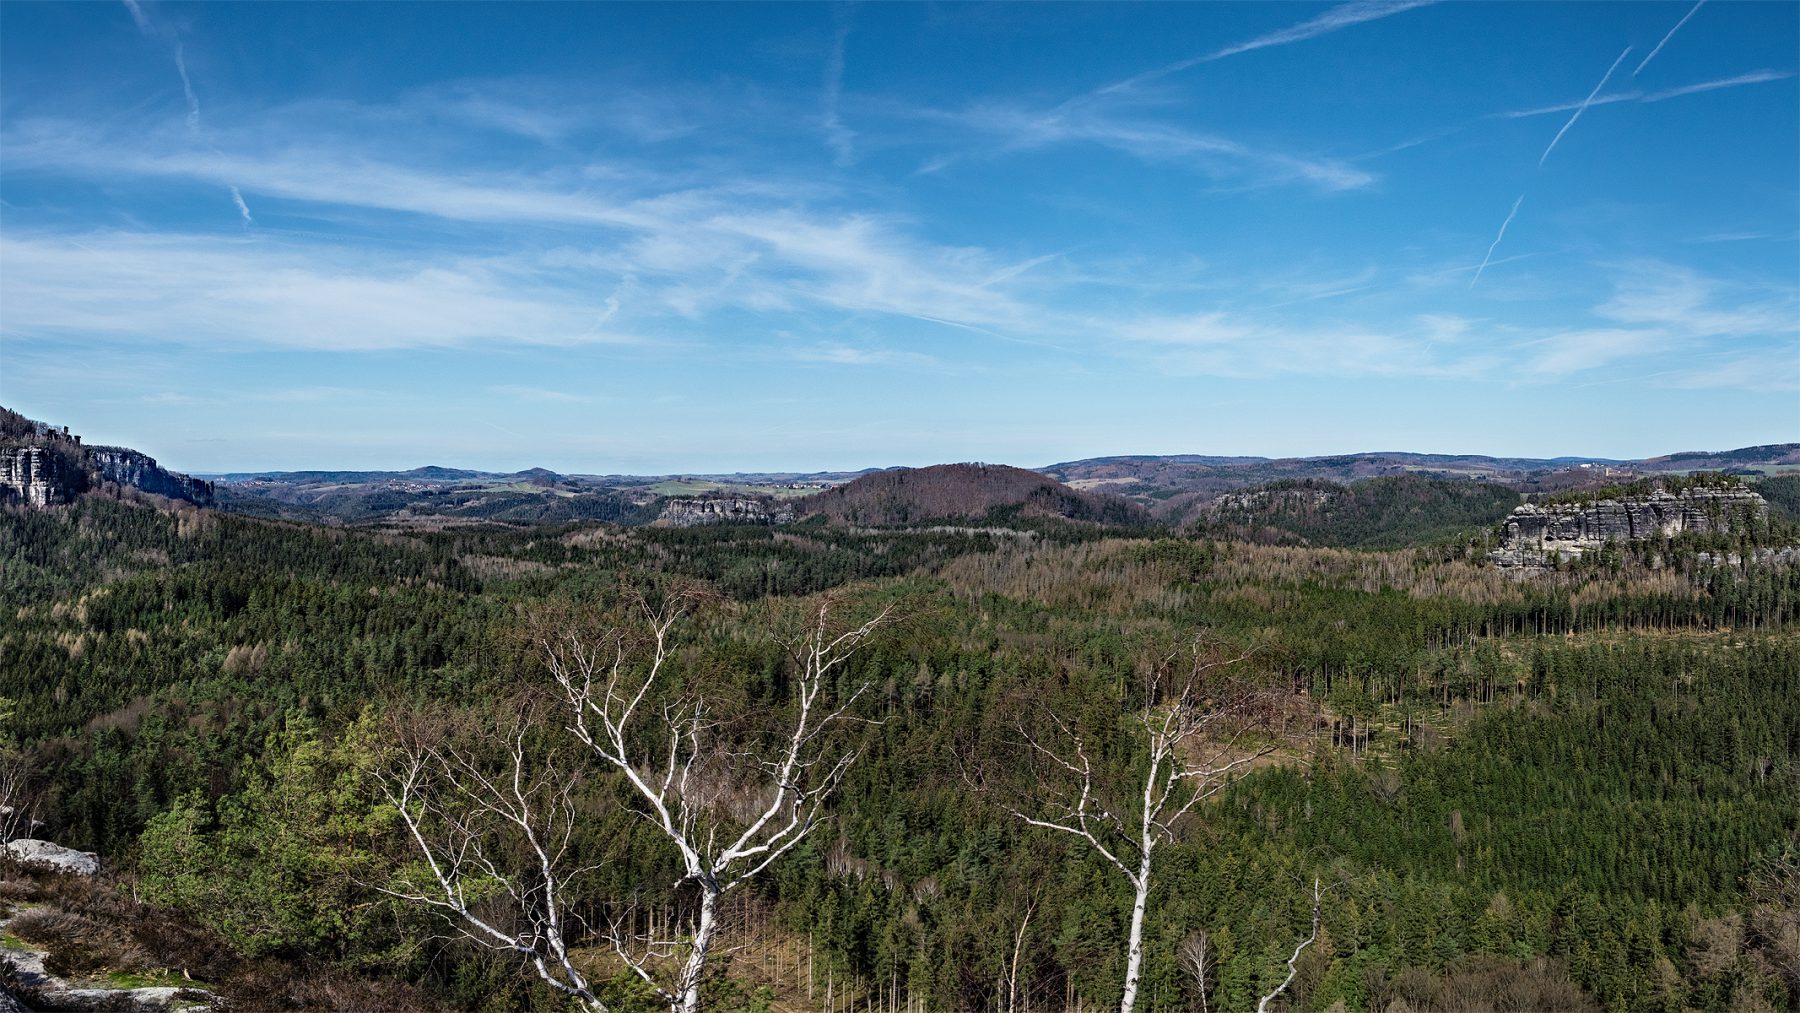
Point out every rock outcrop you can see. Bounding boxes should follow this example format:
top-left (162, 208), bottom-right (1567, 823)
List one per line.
top-left (0, 406), bottom-right (213, 508)
top-left (89, 447), bottom-right (215, 505)
top-left (0, 446), bottom-right (87, 507)
top-left (1491, 486), bottom-right (1767, 568)
top-left (2, 838), bottom-right (100, 876)
top-left (656, 495), bottom-right (796, 527)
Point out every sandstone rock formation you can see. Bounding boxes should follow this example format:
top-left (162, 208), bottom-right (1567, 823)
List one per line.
top-left (0, 406), bottom-right (213, 508)
top-left (0, 446), bottom-right (86, 507)
top-left (89, 447), bottom-right (215, 505)
top-left (1490, 486), bottom-right (1767, 568)
top-left (656, 495), bottom-right (796, 527)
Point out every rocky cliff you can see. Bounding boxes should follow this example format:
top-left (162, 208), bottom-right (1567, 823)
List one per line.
top-left (1490, 486), bottom-right (1767, 568)
top-left (0, 407), bottom-right (214, 508)
top-left (656, 495), bottom-right (796, 527)
top-left (89, 447), bottom-right (215, 504)
top-left (0, 446), bottom-right (88, 507)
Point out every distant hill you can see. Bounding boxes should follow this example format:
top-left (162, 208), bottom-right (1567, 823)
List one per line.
top-left (1045, 445), bottom-right (1800, 507)
top-left (1759, 475), bottom-right (1800, 523)
top-left (795, 463), bottom-right (1147, 527)
top-left (1185, 475), bottom-right (1523, 549)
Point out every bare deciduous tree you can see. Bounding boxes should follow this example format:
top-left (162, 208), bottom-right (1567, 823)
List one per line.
top-left (379, 709), bottom-right (606, 1010)
top-left (999, 637), bottom-right (1291, 1013)
top-left (0, 750), bottom-right (36, 846)
top-left (1179, 930), bottom-right (1213, 1013)
top-left (385, 585), bottom-right (894, 1013)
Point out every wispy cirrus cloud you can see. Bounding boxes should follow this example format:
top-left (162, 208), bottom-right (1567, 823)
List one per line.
top-left (908, 100), bottom-right (1375, 191)
top-left (0, 231), bottom-right (641, 351)
top-left (1526, 263), bottom-right (1799, 380)
top-left (2, 79), bottom-right (1789, 396)
top-left (821, 8), bottom-right (856, 165)
top-left (229, 185), bottom-right (253, 225)
top-left (790, 343), bottom-right (939, 369)
top-left (490, 385), bottom-right (593, 403)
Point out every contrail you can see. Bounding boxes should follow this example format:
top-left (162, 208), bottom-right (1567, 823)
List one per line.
top-left (124, 2), bottom-right (203, 131)
top-left (174, 43), bottom-right (200, 131)
top-left (121, 0), bottom-right (152, 34)
top-left (1206, 0), bottom-right (1436, 63)
top-left (230, 186), bottom-right (253, 225)
top-left (1095, 0), bottom-right (1434, 97)
top-left (1470, 194), bottom-right (1524, 289)
top-left (821, 11), bottom-right (854, 166)
top-left (1540, 46), bottom-right (1631, 166)
top-left (1635, 1), bottom-right (1705, 77)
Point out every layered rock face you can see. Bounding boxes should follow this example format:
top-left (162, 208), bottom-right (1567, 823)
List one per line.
top-left (656, 495), bottom-right (796, 527)
top-left (0, 446), bottom-right (86, 506)
top-left (89, 447), bottom-right (215, 505)
top-left (1491, 487), bottom-right (1767, 568)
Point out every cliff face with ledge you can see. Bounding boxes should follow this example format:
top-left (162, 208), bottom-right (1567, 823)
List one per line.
top-left (1491, 486), bottom-right (1767, 568)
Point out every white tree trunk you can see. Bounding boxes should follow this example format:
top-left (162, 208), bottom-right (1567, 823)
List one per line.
top-left (1119, 851), bottom-right (1153, 1013)
top-left (677, 884), bottom-right (721, 1013)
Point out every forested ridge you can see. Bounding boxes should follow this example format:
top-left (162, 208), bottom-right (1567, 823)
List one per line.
top-left (2, 488), bottom-right (1797, 1012)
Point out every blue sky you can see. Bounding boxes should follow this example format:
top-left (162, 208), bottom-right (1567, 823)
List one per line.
top-left (1, 1), bottom-right (1795, 473)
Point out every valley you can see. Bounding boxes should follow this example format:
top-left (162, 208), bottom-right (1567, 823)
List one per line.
top-left (2, 407), bottom-right (1798, 1011)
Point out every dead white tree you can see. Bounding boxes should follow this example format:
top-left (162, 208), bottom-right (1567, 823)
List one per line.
top-left (539, 587), bottom-right (895, 1013)
top-left (1178, 931), bottom-right (1212, 1013)
top-left (379, 712), bottom-right (607, 1011)
top-left (1001, 638), bottom-right (1286, 1013)
top-left (0, 749), bottom-right (36, 845)
top-left (1255, 876), bottom-right (1322, 1013)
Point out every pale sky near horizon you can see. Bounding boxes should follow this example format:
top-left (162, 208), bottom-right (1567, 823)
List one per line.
top-left (1, 1), bottom-right (1796, 473)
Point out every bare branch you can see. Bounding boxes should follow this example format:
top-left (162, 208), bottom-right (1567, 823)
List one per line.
top-left (1256, 877), bottom-right (1323, 1013)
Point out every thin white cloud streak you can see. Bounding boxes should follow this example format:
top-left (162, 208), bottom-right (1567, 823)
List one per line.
top-left (1540, 46), bottom-right (1631, 166)
top-left (1645, 69), bottom-right (1794, 102)
top-left (1208, 0), bottom-right (1436, 62)
top-left (1635, 1), bottom-right (1705, 77)
top-left (490, 385), bottom-right (591, 403)
top-left (919, 102), bottom-right (1375, 191)
top-left (1470, 194), bottom-right (1524, 289)
top-left (119, 2), bottom-right (202, 132)
top-left (120, 0), bottom-right (152, 35)
top-left (1502, 91), bottom-right (1640, 120)
top-left (1099, 0), bottom-right (1434, 95)
top-left (1665, 353), bottom-right (1800, 393)
top-left (822, 11), bottom-right (855, 166)
top-left (229, 185), bottom-right (252, 224)
top-left (173, 44), bottom-right (200, 131)
top-left (790, 343), bottom-right (939, 368)
top-left (1501, 69), bottom-right (1791, 119)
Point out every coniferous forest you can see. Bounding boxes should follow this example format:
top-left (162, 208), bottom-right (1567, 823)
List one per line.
top-left (2, 481), bottom-right (1797, 1013)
